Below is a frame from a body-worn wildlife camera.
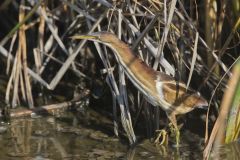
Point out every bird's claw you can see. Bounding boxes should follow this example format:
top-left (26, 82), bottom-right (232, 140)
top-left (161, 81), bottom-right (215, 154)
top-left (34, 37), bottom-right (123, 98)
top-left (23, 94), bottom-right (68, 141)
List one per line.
top-left (154, 129), bottom-right (168, 145)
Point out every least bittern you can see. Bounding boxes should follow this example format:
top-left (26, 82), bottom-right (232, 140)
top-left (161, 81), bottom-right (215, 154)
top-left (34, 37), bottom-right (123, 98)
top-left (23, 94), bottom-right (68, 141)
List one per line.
top-left (71, 32), bottom-right (208, 146)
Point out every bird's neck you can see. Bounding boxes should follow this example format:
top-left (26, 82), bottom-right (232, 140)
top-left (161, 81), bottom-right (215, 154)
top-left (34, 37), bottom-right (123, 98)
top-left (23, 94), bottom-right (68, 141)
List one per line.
top-left (109, 41), bottom-right (160, 104)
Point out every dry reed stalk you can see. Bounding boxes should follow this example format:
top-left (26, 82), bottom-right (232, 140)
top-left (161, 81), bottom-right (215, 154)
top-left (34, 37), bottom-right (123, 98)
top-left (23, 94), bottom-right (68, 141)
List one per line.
top-left (35, 1), bottom-right (46, 74)
top-left (203, 59), bottom-right (240, 159)
top-left (19, 0), bottom-right (34, 108)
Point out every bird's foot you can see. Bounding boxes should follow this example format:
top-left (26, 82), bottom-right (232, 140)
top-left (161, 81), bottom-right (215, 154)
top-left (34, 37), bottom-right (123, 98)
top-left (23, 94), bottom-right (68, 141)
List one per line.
top-left (169, 123), bottom-right (181, 147)
top-left (154, 129), bottom-right (168, 145)
top-left (175, 129), bottom-right (180, 147)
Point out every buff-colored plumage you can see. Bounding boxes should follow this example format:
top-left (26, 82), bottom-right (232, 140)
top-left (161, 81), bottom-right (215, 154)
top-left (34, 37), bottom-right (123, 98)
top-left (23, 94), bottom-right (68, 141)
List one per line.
top-left (71, 32), bottom-right (208, 145)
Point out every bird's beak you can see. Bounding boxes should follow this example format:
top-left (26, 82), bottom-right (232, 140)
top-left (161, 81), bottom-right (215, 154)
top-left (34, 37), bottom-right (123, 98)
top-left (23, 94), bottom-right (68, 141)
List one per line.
top-left (70, 34), bottom-right (98, 41)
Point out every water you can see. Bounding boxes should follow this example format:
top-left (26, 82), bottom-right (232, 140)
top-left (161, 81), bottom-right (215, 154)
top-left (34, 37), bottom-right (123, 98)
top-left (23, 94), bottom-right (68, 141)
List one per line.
top-left (0, 113), bottom-right (127, 160)
top-left (0, 108), bottom-right (239, 160)
top-left (0, 109), bottom-right (201, 160)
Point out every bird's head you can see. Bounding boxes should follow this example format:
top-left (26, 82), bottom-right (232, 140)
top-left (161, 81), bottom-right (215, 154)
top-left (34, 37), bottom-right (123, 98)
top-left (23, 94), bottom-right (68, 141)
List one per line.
top-left (70, 32), bottom-right (117, 45)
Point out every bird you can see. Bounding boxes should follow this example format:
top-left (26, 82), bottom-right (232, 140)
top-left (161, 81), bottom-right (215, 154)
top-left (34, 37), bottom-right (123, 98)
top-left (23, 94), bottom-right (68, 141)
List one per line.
top-left (71, 32), bottom-right (208, 146)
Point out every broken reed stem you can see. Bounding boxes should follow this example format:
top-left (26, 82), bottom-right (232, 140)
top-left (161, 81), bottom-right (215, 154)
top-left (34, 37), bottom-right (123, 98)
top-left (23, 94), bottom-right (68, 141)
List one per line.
top-left (6, 100), bottom-right (75, 118)
top-left (2, 89), bottom-right (90, 118)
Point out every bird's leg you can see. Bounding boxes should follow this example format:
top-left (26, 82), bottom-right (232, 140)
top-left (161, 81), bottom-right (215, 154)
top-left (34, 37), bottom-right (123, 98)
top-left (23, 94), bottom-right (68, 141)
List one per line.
top-left (167, 113), bottom-right (180, 146)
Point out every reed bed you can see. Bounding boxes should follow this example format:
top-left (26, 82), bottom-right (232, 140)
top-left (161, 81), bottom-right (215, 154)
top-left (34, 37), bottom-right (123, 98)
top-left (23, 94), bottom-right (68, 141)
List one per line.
top-left (0, 0), bottom-right (239, 159)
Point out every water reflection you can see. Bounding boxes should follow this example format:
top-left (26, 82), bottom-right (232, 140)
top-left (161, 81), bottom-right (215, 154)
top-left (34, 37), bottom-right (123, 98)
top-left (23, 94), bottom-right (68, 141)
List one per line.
top-left (211, 141), bottom-right (240, 160)
top-left (0, 115), bottom-right (128, 159)
top-left (9, 119), bottom-right (33, 157)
